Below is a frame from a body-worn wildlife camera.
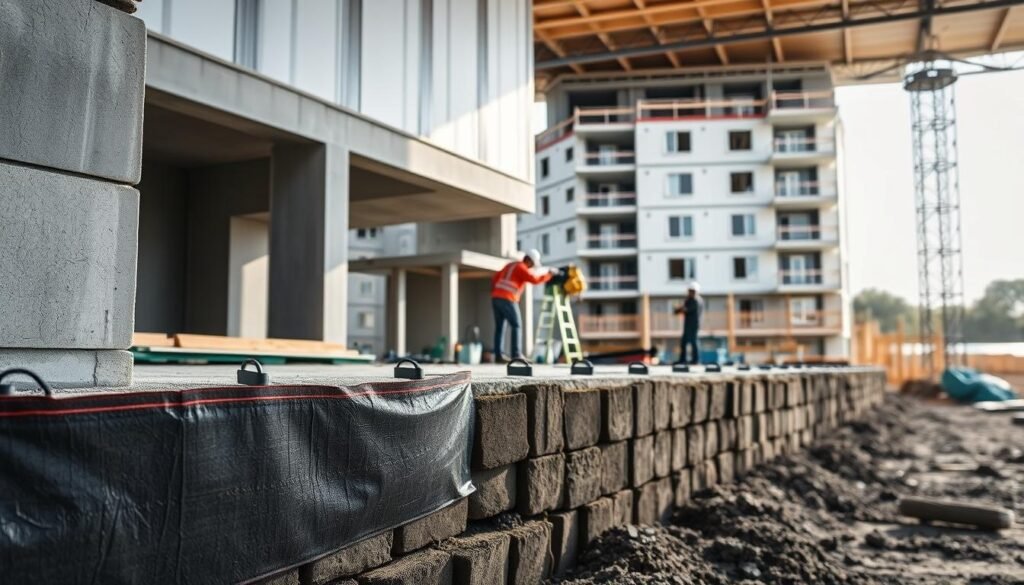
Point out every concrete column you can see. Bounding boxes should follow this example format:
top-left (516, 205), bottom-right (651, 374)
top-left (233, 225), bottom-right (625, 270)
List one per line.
top-left (440, 263), bottom-right (459, 361)
top-left (268, 143), bottom-right (350, 342)
top-left (390, 269), bottom-right (408, 356)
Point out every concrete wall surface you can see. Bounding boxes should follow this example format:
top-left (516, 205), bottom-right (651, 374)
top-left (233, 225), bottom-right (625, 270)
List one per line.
top-left (258, 367), bottom-right (885, 584)
top-left (0, 0), bottom-right (146, 183)
top-left (0, 161), bottom-right (139, 349)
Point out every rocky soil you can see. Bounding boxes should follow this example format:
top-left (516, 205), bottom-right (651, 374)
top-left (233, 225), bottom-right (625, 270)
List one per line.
top-left (552, 394), bottom-right (1024, 584)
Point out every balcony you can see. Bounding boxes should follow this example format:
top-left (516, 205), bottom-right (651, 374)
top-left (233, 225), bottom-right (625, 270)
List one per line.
top-left (637, 97), bottom-right (767, 120)
top-left (776, 225), bottom-right (840, 250)
top-left (771, 137), bottom-right (835, 166)
top-left (579, 233), bottom-right (638, 258)
top-left (778, 268), bottom-right (841, 290)
top-left (535, 117), bottom-right (573, 151)
top-left (579, 192), bottom-right (637, 217)
top-left (650, 309), bottom-right (843, 338)
top-left (774, 181), bottom-right (838, 207)
top-left (578, 149), bottom-right (636, 172)
top-left (574, 106), bottom-right (636, 135)
top-left (587, 274), bottom-right (638, 292)
top-left (578, 314), bottom-right (642, 339)
top-left (766, 91), bottom-right (838, 123)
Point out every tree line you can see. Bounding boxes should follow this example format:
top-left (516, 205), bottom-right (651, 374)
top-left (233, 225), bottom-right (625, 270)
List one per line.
top-left (853, 279), bottom-right (1024, 342)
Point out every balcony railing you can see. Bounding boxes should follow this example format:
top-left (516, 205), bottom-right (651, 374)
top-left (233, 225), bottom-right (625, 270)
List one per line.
top-left (585, 233), bottom-right (638, 249)
top-left (650, 309), bottom-right (843, 336)
top-left (575, 106), bottom-right (636, 126)
top-left (772, 136), bottom-right (835, 154)
top-left (587, 275), bottom-right (639, 291)
top-left (769, 90), bottom-right (836, 110)
top-left (637, 97), bottom-right (767, 120)
top-left (579, 314), bottom-right (642, 335)
top-left (585, 192), bottom-right (637, 207)
top-left (775, 180), bottom-right (834, 198)
top-left (777, 225), bottom-right (839, 242)
top-left (581, 151), bottom-right (636, 166)
top-left (778, 268), bottom-right (838, 286)
top-left (535, 117), bottom-right (573, 150)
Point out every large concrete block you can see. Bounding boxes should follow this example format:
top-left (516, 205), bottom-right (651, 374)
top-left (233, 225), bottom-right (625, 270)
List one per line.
top-left (630, 435), bottom-right (654, 487)
top-left (518, 454), bottom-right (564, 516)
top-left (393, 499), bottom-right (468, 555)
top-left (670, 428), bottom-right (687, 472)
top-left (599, 441), bottom-right (629, 496)
top-left (0, 349), bottom-right (132, 388)
top-left (686, 425), bottom-right (704, 467)
top-left (708, 382), bottom-right (729, 420)
top-left (600, 386), bottom-right (633, 441)
top-left (443, 531), bottom-right (510, 585)
top-left (633, 479), bottom-right (672, 525)
top-left (563, 389), bottom-right (601, 449)
top-left (549, 511), bottom-right (579, 576)
top-left (473, 394), bottom-right (529, 469)
top-left (507, 521), bottom-right (552, 585)
top-left (469, 465), bottom-right (516, 520)
top-left (521, 385), bottom-right (564, 456)
top-left (358, 549), bottom-right (452, 585)
top-left (653, 430), bottom-right (672, 478)
top-left (669, 383), bottom-right (692, 428)
top-left (0, 0), bottom-right (145, 183)
top-left (300, 533), bottom-right (393, 584)
top-left (691, 383), bottom-right (709, 423)
top-left (612, 489), bottom-right (634, 528)
top-left (632, 381), bottom-right (654, 437)
top-left (673, 469), bottom-right (691, 507)
top-left (652, 381), bottom-right (671, 431)
top-left (563, 447), bottom-right (602, 508)
top-left (0, 162), bottom-right (139, 350)
top-left (581, 497), bottom-right (616, 544)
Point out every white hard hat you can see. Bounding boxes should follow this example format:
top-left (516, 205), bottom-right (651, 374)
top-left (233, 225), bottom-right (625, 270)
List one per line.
top-left (526, 249), bottom-right (542, 267)
top-left (688, 281), bottom-right (700, 292)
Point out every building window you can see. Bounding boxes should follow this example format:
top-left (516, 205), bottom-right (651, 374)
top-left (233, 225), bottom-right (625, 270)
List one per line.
top-left (668, 216), bottom-right (693, 238)
top-left (566, 147), bottom-right (574, 162)
top-left (356, 228), bottom-right (367, 239)
top-left (731, 214), bottom-right (756, 236)
top-left (666, 131), bottom-right (691, 153)
top-left (517, 239), bottom-right (522, 251)
top-left (730, 172), bottom-right (754, 193)
top-left (541, 195), bottom-right (550, 216)
top-left (359, 281), bottom-right (373, 297)
top-left (566, 227), bottom-right (575, 243)
top-left (233, 0), bottom-right (260, 69)
top-left (733, 256), bottom-right (759, 279)
top-left (540, 233), bottom-right (550, 255)
top-left (566, 187), bottom-right (575, 202)
top-left (667, 173), bottom-right (693, 196)
top-left (668, 258), bottom-right (696, 280)
top-left (729, 130), bottom-right (752, 151)
top-left (358, 311), bottom-right (375, 329)
top-left (541, 157), bottom-right (550, 178)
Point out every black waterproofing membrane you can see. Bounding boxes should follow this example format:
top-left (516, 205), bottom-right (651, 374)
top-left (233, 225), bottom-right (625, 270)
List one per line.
top-left (0, 372), bottom-right (474, 584)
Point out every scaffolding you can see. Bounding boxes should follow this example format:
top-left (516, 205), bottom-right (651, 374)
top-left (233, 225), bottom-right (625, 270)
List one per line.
top-left (904, 63), bottom-right (966, 377)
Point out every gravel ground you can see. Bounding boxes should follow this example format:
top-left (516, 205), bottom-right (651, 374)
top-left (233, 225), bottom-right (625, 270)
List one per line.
top-left (552, 394), bottom-right (1024, 584)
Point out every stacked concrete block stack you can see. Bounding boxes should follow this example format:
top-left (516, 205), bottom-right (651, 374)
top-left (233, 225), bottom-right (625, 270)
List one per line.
top-left (0, 0), bottom-right (146, 387)
top-left (263, 367), bottom-right (885, 585)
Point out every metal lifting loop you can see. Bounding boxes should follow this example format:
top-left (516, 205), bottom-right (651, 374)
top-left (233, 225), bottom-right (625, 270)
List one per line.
top-left (237, 358), bottom-right (270, 385)
top-left (570, 359), bottom-right (594, 376)
top-left (0, 368), bottom-right (54, 397)
top-left (394, 358), bottom-right (424, 380)
top-left (506, 357), bottom-right (533, 377)
top-left (627, 362), bottom-right (649, 375)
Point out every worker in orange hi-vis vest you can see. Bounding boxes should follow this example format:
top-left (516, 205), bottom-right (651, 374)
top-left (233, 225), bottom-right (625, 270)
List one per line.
top-left (490, 249), bottom-right (554, 363)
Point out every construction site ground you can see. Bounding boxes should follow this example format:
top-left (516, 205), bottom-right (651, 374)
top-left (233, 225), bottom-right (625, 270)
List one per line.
top-left (552, 392), bottom-right (1024, 584)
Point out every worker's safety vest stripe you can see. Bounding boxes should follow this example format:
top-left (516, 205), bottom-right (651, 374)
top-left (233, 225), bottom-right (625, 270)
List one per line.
top-left (494, 264), bottom-right (520, 294)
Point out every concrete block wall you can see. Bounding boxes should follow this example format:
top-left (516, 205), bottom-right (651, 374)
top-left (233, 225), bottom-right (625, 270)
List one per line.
top-left (263, 367), bottom-right (885, 585)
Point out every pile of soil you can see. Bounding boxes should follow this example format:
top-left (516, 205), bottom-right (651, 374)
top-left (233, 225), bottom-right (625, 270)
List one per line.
top-left (553, 395), bottom-right (1024, 584)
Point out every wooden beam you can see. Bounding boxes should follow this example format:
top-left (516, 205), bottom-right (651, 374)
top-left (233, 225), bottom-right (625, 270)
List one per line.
top-left (762, 0), bottom-right (785, 61)
top-left (842, 0), bottom-right (853, 63)
top-left (696, 5), bottom-right (730, 64)
top-left (537, 30), bottom-right (586, 74)
top-left (992, 6), bottom-right (1015, 50)
top-left (571, 0), bottom-right (632, 70)
top-left (634, 0), bottom-right (682, 67)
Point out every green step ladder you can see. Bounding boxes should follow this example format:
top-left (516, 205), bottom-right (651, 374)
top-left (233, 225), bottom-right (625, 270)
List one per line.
top-left (533, 286), bottom-right (583, 364)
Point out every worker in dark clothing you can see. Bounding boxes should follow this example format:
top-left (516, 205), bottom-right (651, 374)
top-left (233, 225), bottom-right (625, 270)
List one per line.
top-left (673, 282), bottom-right (703, 364)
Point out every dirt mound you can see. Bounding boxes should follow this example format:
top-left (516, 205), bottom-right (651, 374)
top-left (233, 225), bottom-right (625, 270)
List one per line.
top-left (552, 395), bottom-right (1024, 584)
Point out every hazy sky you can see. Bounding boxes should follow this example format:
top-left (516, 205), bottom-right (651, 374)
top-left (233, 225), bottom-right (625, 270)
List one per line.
top-left (838, 65), bottom-right (1024, 304)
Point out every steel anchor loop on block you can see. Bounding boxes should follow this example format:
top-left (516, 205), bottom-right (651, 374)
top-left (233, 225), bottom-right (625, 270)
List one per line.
top-left (570, 359), bottom-right (594, 376)
top-left (506, 358), bottom-right (533, 377)
top-left (705, 364), bottom-right (722, 373)
top-left (394, 358), bottom-right (424, 380)
top-left (0, 368), bottom-right (54, 397)
top-left (237, 359), bottom-right (270, 386)
top-left (627, 362), bottom-right (649, 375)
top-left (672, 362), bottom-right (690, 373)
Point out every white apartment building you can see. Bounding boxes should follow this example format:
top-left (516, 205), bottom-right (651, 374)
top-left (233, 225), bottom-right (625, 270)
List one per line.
top-left (127, 0), bottom-right (533, 359)
top-left (522, 64), bottom-right (850, 363)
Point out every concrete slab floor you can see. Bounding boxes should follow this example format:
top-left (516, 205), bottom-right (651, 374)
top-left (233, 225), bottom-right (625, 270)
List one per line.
top-left (8, 362), bottom-right (873, 397)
